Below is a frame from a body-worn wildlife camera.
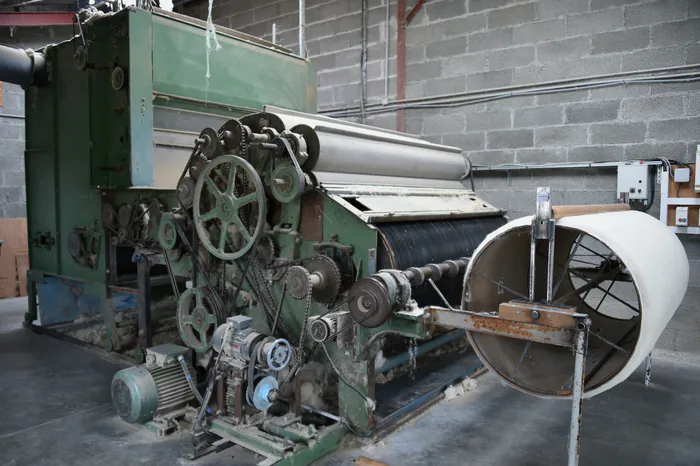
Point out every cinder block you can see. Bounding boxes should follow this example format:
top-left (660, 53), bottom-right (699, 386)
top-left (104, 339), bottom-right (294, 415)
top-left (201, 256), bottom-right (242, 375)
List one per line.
top-left (590, 122), bottom-right (647, 144)
top-left (562, 189), bottom-right (617, 206)
top-left (513, 106), bottom-right (563, 128)
top-left (442, 14), bottom-right (487, 37)
top-left (426, 0), bottom-right (467, 21)
top-left (318, 66), bottom-right (359, 88)
top-left (312, 53), bottom-right (336, 71)
top-left (688, 44), bottom-right (700, 65)
top-left (624, 0), bottom-right (688, 27)
top-left (536, 90), bottom-right (589, 105)
top-left (0, 122), bottom-right (22, 140)
top-left (487, 3), bottom-right (536, 29)
top-left (488, 46), bottom-right (535, 70)
top-left (405, 82), bottom-right (424, 99)
top-left (469, 28), bottom-right (513, 52)
top-left (537, 37), bottom-right (590, 63)
top-left (478, 190), bottom-right (510, 210)
top-left (0, 187), bottom-right (24, 203)
top-left (535, 126), bottom-right (588, 147)
top-left (689, 94), bottom-right (700, 116)
top-left (423, 134), bottom-right (443, 144)
top-left (424, 76), bottom-right (466, 96)
top-left (366, 78), bottom-right (397, 101)
top-left (516, 148), bottom-right (567, 164)
top-left (487, 129), bottom-right (534, 149)
top-left (565, 101), bottom-right (620, 124)
top-left (537, 0), bottom-right (588, 20)
top-left (469, 0), bottom-right (518, 13)
top-left (319, 31), bottom-right (358, 54)
top-left (624, 142), bottom-right (688, 161)
top-left (365, 113), bottom-right (399, 131)
top-left (620, 95), bottom-right (685, 120)
top-left (583, 168), bottom-right (618, 189)
top-left (652, 19), bottom-right (700, 47)
top-left (591, 0), bottom-right (644, 10)
top-left (2, 170), bottom-right (25, 188)
top-left (589, 84), bottom-right (650, 100)
top-left (426, 36), bottom-right (467, 59)
top-left (567, 8), bottom-right (624, 36)
top-left (512, 19), bottom-right (566, 44)
top-left (562, 55), bottom-right (622, 79)
top-left (442, 53), bottom-right (489, 77)
top-left (592, 27), bottom-right (650, 54)
top-left (443, 132), bottom-right (486, 151)
top-left (333, 83), bottom-right (361, 105)
top-left (423, 113), bottom-right (465, 135)
top-left (406, 61), bottom-right (443, 83)
top-left (2, 202), bottom-right (26, 218)
top-left (465, 110), bottom-right (512, 131)
top-left (648, 117), bottom-right (700, 141)
top-left (487, 95), bottom-right (536, 110)
top-left (406, 45), bottom-right (425, 64)
top-left (0, 92), bottom-right (24, 113)
top-left (467, 149), bottom-right (516, 165)
top-left (568, 145), bottom-right (624, 162)
top-left (306, 1), bottom-right (356, 25)
top-left (317, 87), bottom-right (334, 106)
top-left (466, 69), bottom-right (513, 91)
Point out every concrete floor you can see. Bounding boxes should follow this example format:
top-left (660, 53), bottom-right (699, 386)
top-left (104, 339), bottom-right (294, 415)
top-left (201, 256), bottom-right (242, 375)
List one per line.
top-left (1, 297), bottom-right (700, 466)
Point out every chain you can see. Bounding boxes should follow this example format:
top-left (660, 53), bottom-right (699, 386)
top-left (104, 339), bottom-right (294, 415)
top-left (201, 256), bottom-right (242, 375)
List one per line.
top-left (296, 273), bottom-right (313, 364)
top-left (271, 280), bottom-right (287, 335)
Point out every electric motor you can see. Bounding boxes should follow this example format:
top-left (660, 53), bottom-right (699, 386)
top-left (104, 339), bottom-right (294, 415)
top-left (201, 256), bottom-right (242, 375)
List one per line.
top-left (111, 344), bottom-right (195, 424)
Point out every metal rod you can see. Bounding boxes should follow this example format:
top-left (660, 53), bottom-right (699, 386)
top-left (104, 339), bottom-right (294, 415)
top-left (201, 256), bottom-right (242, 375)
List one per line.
top-left (383, 0), bottom-right (390, 104)
top-left (645, 352), bottom-right (652, 386)
top-left (271, 23), bottom-right (276, 45)
top-left (511, 341), bottom-right (531, 379)
top-left (568, 323), bottom-right (589, 466)
top-left (529, 230), bottom-right (537, 301)
top-left (428, 278), bottom-right (454, 310)
top-left (553, 236), bottom-right (582, 297)
top-left (594, 278), bottom-right (617, 312)
top-left (178, 355), bottom-right (203, 404)
top-left (298, 0), bottom-right (306, 57)
top-left (546, 234), bottom-right (556, 303)
top-left (475, 271), bottom-right (530, 302)
top-left (568, 269), bottom-right (640, 315)
top-left (589, 329), bottom-right (630, 354)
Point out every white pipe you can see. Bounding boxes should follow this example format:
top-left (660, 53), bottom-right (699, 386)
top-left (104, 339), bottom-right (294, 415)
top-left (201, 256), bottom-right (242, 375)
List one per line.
top-left (272, 23), bottom-right (276, 45)
top-left (463, 211), bottom-right (688, 398)
top-left (298, 0), bottom-right (306, 58)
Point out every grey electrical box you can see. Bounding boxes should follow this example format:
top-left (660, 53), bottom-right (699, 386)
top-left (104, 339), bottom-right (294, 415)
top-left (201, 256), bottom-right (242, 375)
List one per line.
top-left (617, 164), bottom-right (649, 200)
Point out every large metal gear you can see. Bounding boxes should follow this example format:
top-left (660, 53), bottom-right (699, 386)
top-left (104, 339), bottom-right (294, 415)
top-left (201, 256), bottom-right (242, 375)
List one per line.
top-left (306, 255), bottom-right (341, 303)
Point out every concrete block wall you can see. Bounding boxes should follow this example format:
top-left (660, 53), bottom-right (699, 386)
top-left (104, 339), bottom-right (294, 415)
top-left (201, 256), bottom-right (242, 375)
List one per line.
top-left (0, 83), bottom-right (27, 218)
top-left (181, 0), bottom-right (700, 354)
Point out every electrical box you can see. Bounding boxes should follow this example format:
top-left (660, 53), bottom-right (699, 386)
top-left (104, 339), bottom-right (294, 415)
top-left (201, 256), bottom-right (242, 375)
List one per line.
top-left (674, 167), bottom-right (691, 183)
top-left (676, 207), bottom-right (688, 227)
top-left (617, 164), bottom-right (649, 200)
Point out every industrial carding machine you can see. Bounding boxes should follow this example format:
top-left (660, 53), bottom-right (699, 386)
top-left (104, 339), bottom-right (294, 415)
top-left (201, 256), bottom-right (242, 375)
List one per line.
top-left (0, 7), bottom-right (316, 358)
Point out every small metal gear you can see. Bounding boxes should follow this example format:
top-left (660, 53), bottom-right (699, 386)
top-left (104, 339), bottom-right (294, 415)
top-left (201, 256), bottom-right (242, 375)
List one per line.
top-left (177, 177), bottom-right (195, 209)
top-left (198, 127), bottom-right (222, 159)
top-left (306, 255), bottom-right (341, 304)
top-left (189, 154), bottom-right (208, 180)
top-left (287, 266), bottom-right (311, 300)
top-left (256, 234), bottom-right (277, 266)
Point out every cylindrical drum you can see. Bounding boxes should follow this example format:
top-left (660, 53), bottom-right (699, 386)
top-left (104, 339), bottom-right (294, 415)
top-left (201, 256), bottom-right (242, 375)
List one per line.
top-left (463, 211), bottom-right (688, 398)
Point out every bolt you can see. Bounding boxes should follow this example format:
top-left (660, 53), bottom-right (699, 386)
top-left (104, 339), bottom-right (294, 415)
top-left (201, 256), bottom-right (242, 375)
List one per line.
top-left (268, 389), bottom-right (278, 402)
top-left (531, 310), bottom-right (540, 319)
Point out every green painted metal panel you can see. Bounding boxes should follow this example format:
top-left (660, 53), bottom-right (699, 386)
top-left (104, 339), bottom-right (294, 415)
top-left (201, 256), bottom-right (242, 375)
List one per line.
top-left (129, 9), bottom-right (156, 187)
top-left (150, 13), bottom-right (317, 114)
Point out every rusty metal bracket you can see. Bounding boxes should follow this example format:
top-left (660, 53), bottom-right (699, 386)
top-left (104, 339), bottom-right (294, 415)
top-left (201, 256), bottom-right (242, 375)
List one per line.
top-left (405, 0), bottom-right (427, 25)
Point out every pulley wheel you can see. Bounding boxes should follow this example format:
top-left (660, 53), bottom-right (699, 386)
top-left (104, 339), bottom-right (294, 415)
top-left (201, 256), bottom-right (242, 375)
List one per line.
top-left (198, 127), bottom-right (221, 159)
top-left (177, 287), bottom-right (223, 353)
top-left (158, 213), bottom-right (179, 250)
top-left (348, 276), bottom-right (393, 328)
top-left (193, 155), bottom-right (266, 260)
top-left (271, 162), bottom-right (304, 203)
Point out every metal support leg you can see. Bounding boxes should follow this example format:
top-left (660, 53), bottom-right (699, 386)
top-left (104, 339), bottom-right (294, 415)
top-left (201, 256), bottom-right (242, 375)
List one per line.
top-left (568, 323), bottom-right (589, 466)
top-left (137, 257), bottom-right (152, 349)
top-left (529, 229), bottom-right (537, 301)
top-left (645, 352), bottom-right (652, 386)
top-left (546, 233), bottom-right (556, 303)
top-left (25, 271), bottom-right (38, 325)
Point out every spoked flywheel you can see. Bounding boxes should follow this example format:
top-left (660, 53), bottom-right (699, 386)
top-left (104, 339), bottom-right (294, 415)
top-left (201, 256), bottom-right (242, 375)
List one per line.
top-left (177, 287), bottom-right (225, 352)
top-left (193, 155), bottom-right (266, 260)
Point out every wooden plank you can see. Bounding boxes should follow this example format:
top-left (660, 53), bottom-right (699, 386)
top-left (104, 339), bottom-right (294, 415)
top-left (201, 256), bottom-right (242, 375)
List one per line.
top-left (666, 164), bottom-right (700, 227)
top-left (498, 301), bottom-right (577, 329)
top-left (356, 457), bottom-right (388, 466)
top-left (16, 252), bottom-right (29, 297)
top-left (551, 204), bottom-right (629, 220)
top-left (0, 218), bottom-right (28, 298)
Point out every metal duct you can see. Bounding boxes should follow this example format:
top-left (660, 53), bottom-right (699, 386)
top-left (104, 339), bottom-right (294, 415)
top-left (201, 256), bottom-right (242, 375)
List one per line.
top-left (463, 211), bottom-right (688, 398)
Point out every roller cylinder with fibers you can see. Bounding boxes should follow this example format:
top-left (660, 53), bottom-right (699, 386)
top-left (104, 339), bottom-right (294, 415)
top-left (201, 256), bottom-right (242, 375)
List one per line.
top-left (464, 211), bottom-right (688, 398)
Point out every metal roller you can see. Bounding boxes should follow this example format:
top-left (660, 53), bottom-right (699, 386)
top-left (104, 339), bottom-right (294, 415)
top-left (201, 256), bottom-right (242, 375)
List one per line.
top-left (464, 211), bottom-right (688, 398)
top-left (243, 106), bottom-right (470, 187)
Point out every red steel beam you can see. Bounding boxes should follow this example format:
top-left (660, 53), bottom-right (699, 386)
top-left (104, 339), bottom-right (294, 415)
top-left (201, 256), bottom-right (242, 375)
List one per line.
top-left (396, 0), bottom-right (406, 132)
top-left (0, 12), bottom-right (75, 27)
top-left (405, 0), bottom-right (426, 26)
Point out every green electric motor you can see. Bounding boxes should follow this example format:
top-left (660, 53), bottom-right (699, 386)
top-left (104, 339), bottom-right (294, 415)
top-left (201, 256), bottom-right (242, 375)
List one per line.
top-left (111, 344), bottom-right (195, 424)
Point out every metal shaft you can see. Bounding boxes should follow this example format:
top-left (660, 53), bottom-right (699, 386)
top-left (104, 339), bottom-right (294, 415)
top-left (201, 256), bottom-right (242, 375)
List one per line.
top-left (529, 228), bottom-right (537, 301)
top-left (546, 233), bottom-right (556, 303)
top-left (645, 352), bottom-right (652, 386)
top-left (0, 45), bottom-right (47, 87)
top-left (568, 323), bottom-right (589, 466)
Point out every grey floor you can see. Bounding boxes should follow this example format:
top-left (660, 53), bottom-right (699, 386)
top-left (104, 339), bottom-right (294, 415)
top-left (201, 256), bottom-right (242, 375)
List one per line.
top-left (1, 297), bottom-right (700, 466)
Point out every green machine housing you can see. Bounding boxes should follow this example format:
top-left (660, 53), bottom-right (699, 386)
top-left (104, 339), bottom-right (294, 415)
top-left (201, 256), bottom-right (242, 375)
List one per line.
top-left (21, 7), bottom-right (316, 355)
